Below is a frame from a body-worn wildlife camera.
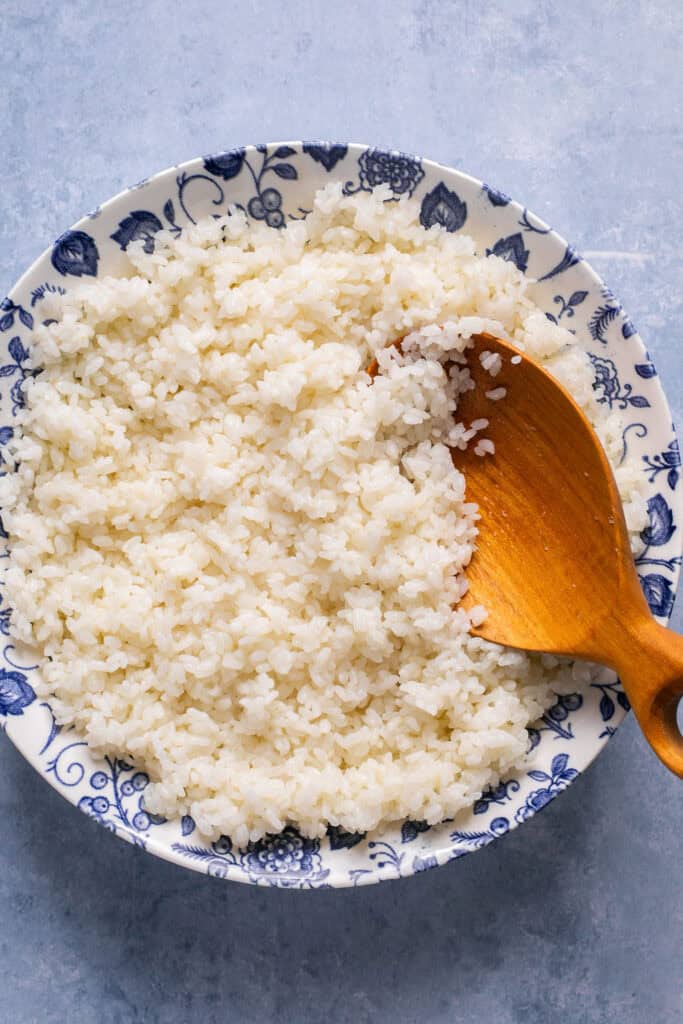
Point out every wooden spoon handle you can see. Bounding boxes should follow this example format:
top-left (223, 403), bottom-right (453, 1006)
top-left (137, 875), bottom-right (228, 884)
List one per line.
top-left (611, 616), bottom-right (683, 777)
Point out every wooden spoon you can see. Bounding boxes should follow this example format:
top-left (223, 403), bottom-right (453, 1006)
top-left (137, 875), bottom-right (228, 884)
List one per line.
top-left (370, 332), bottom-right (683, 776)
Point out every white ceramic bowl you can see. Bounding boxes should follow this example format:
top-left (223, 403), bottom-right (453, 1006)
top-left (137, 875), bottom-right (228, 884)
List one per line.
top-left (1, 143), bottom-right (680, 887)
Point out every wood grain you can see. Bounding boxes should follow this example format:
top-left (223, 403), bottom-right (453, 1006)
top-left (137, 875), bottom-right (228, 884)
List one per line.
top-left (369, 331), bottom-right (683, 777)
top-left (452, 333), bottom-right (683, 776)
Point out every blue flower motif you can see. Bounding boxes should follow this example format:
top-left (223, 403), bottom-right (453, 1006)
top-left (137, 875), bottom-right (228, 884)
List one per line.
top-left (203, 148), bottom-right (246, 180)
top-left (486, 233), bottom-right (529, 273)
top-left (241, 827), bottom-right (320, 881)
top-left (589, 354), bottom-right (650, 410)
top-left (590, 354), bottom-right (620, 405)
top-left (357, 149), bottom-right (424, 197)
top-left (420, 182), bottom-right (467, 232)
top-left (515, 754), bottom-right (578, 823)
top-left (482, 183), bottom-right (511, 206)
top-left (303, 142), bottom-right (348, 172)
top-left (110, 210), bottom-right (163, 254)
top-left (0, 669), bottom-right (35, 715)
top-left (51, 230), bottom-right (99, 278)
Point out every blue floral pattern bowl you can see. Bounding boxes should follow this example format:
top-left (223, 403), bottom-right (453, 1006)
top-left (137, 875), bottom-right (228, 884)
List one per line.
top-left (1, 143), bottom-right (680, 888)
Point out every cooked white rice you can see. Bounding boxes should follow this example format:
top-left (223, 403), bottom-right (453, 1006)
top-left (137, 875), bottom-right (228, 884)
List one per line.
top-left (1, 184), bottom-right (646, 843)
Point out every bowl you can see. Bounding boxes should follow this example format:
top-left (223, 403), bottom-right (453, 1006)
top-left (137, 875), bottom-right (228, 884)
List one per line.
top-left (1, 142), bottom-right (680, 888)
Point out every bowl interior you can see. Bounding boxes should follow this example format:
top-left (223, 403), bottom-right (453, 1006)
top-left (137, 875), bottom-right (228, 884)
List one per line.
top-left (1, 142), bottom-right (680, 888)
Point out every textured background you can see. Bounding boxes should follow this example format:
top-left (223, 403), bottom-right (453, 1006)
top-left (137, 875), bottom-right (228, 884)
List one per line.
top-left (1, 2), bottom-right (682, 1022)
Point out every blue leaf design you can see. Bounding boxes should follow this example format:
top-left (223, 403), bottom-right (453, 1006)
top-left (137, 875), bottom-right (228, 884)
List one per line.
top-left (0, 426), bottom-right (14, 444)
top-left (538, 244), bottom-right (581, 282)
top-left (8, 336), bottom-right (28, 364)
top-left (622, 320), bottom-right (637, 339)
top-left (273, 145), bottom-right (296, 159)
top-left (641, 493), bottom-right (675, 547)
top-left (640, 573), bottom-right (675, 618)
top-left (545, 312), bottom-right (558, 324)
top-left (629, 395), bottom-right (650, 408)
top-left (401, 819), bottom-right (430, 843)
top-left (18, 308), bottom-right (33, 330)
top-left (528, 770), bottom-right (550, 782)
top-left (635, 363), bottom-right (657, 379)
top-left (181, 815), bottom-right (195, 837)
top-left (617, 690), bottom-right (631, 712)
top-left (420, 182), bottom-right (467, 233)
top-left (668, 468), bottom-right (679, 490)
top-left (327, 825), bottom-right (365, 850)
top-left (599, 693), bottom-right (615, 721)
top-left (203, 149), bottom-right (246, 180)
top-left (568, 290), bottom-right (588, 307)
top-left (111, 210), bottom-right (163, 254)
top-left (302, 143), bottom-right (348, 171)
top-left (0, 365), bottom-right (18, 378)
top-left (588, 304), bottom-right (618, 344)
top-left (486, 233), bottom-right (529, 272)
top-left (482, 183), bottom-right (511, 206)
top-left (51, 230), bottom-right (99, 278)
top-left (0, 313), bottom-right (14, 332)
top-left (272, 163), bottom-right (297, 180)
top-left (0, 669), bottom-right (36, 715)
top-left (551, 753), bottom-right (569, 775)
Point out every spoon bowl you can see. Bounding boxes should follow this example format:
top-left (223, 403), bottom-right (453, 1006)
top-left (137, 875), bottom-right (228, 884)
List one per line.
top-left (454, 333), bottom-right (683, 776)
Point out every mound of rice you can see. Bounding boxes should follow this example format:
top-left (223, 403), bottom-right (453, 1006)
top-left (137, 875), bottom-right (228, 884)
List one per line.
top-left (1, 185), bottom-right (646, 843)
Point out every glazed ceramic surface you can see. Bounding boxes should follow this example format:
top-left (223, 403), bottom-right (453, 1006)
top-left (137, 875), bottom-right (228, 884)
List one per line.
top-left (1, 143), bottom-right (680, 887)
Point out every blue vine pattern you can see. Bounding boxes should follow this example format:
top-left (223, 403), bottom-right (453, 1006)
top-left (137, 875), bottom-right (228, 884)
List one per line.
top-left (620, 422), bottom-right (648, 465)
top-left (591, 679), bottom-right (631, 738)
top-left (450, 815), bottom-right (510, 854)
top-left (527, 693), bottom-right (583, 751)
top-left (0, 297), bottom-right (33, 333)
top-left (545, 289), bottom-right (588, 323)
top-left (518, 208), bottom-right (552, 234)
top-left (0, 336), bottom-right (41, 414)
top-left (643, 439), bottom-right (680, 491)
top-left (473, 778), bottom-right (520, 815)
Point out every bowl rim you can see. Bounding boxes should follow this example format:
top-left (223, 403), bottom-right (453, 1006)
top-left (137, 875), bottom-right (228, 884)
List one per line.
top-left (2, 140), bottom-right (680, 888)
